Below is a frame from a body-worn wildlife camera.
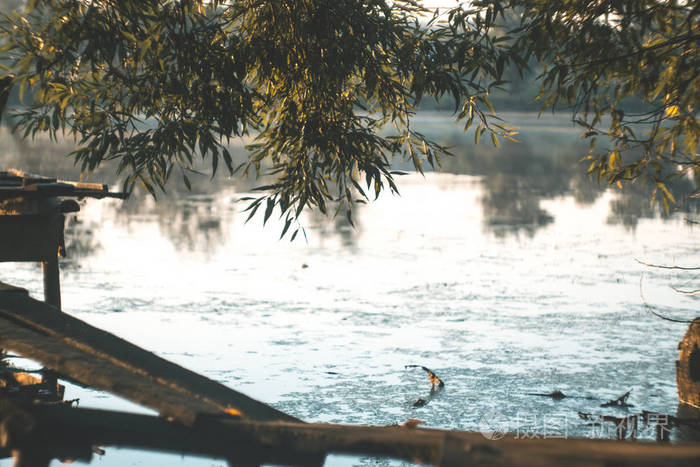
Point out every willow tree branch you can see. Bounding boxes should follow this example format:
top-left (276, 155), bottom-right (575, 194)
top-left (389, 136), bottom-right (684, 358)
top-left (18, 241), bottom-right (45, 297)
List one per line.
top-left (639, 276), bottom-right (694, 324)
top-left (670, 286), bottom-right (700, 297)
top-left (636, 259), bottom-right (700, 271)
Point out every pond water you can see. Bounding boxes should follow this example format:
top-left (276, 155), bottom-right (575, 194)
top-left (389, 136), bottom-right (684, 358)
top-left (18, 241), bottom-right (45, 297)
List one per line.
top-left (1, 113), bottom-right (699, 466)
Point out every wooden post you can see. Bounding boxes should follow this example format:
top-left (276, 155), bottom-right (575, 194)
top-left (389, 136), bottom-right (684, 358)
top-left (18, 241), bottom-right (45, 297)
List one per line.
top-left (677, 318), bottom-right (700, 409)
top-left (41, 256), bottom-right (61, 310)
top-left (677, 319), bottom-right (700, 442)
top-left (41, 208), bottom-right (64, 311)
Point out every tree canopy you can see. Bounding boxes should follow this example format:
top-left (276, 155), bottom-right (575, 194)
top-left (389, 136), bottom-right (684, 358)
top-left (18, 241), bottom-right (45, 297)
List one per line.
top-left (510, 0), bottom-right (699, 213)
top-left (0, 1), bottom-right (697, 233)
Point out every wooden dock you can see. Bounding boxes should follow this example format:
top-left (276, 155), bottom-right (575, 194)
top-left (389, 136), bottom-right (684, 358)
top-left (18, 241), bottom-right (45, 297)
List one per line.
top-left (0, 281), bottom-right (296, 425)
top-left (1, 283), bottom-right (700, 466)
top-left (1, 169), bottom-right (128, 311)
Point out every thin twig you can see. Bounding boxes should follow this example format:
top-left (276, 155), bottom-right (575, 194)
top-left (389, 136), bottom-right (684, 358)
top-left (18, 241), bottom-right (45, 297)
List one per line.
top-left (670, 285), bottom-right (700, 296)
top-left (636, 259), bottom-right (700, 271)
top-left (639, 276), bottom-right (694, 323)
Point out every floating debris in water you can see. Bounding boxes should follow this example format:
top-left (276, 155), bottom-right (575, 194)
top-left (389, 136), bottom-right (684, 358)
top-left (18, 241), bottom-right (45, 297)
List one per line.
top-left (401, 419), bottom-right (425, 429)
top-left (601, 390), bottom-right (634, 407)
top-left (526, 390), bottom-right (567, 400)
top-left (405, 365), bottom-right (444, 390)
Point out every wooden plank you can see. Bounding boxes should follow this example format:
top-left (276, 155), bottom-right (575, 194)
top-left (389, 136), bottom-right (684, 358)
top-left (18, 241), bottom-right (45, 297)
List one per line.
top-left (0, 319), bottom-right (229, 423)
top-left (3, 401), bottom-right (700, 467)
top-left (0, 185), bottom-right (127, 200)
top-left (0, 176), bottom-right (22, 187)
top-left (0, 171), bottom-right (22, 181)
top-left (54, 180), bottom-right (107, 191)
top-left (238, 422), bottom-right (700, 467)
top-left (0, 401), bottom-right (320, 466)
top-left (70, 187), bottom-right (130, 199)
top-left (26, 182), bottom-right (78, 196)
top-left (0, 288), bottom-right (300, 424)
top-left (5, 169), bottom-right (56, 186)
top-left (0, 283), bottom-right (28, 295)
top-left (0, 169), bottom-right (126, 199)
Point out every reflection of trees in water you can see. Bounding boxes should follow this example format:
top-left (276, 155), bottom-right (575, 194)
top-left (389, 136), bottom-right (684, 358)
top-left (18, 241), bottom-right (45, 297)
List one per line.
top-left (0, 125), bottom-right (360, 253)
top-left (160, 196), bottom-right (226, 256)
top-left (444, 136), bottom-right (595, 237)
top-left (440, 130), bottom-right (698, 236)
top-left (61, 214), bottom-right (102, 266)
top-left (607, 178), bottom-right (700, 230)
top-left (112, 191), bottom-right (231, 257)
top-left (307, 203), bottom-right (361, 248)
top-left (480, 174), bottom-right (554, 238)
top-left (3, 121), bottom-right (698, 244)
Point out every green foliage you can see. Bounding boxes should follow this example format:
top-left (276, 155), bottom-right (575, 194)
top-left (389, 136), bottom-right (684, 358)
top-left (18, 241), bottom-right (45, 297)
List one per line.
top-left (0, 0), bottom-right (514, 234)
top-left (503, 0), bottom-right (699, 211)
top-left (0, 0), bottom-right (696, 230)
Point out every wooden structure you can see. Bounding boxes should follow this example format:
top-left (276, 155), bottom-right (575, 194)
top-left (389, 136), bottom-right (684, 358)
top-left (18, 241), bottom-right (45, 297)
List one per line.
top-left (1, 284), bottom-right (700, 465)
top-left (0, 169), bottom-right (127, 310)
top-left (678, 318), bottom-right (700, 409)
top-left (0, 281), bottom-right (296, 425)
top-left (4, 400), bottom-right (700, 467)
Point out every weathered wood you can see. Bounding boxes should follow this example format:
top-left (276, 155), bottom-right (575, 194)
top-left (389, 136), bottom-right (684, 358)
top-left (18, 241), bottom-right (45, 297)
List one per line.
top-left (3, 401), bottom-right (700, 467)
top-left (0, 185), bottom-right (128, 200)
top-left (0, 283), bottom-right (27, 295)
top-left (677, 318), bottom-right (700, 409)
top-left (41, 258), bottom-right (61, 310)
top-left (0, 318), bottom-right (234, 423)
top-left (0, 288), bottom-right (299, 424)
top-left (0, 170), bottom-right (127, 200)
top-left (4, 169), bottom-right (55, 186)
top-left (237, 422), bottom-right (700, 467)
top-left (0, 401), bottom-right (319, 466)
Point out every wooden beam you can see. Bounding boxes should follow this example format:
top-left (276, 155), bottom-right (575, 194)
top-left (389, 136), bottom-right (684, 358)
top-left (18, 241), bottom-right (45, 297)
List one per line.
top-left (0, 285), bottom-right (300, 424)
top-left (223, 421), bottom-right (700, 467)
top-left (0, 401), bottom-right (321, 466)
top-left (0, 283), bottom-right (27, 295)
top-left (2, 401), bottom-right (700, 467)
